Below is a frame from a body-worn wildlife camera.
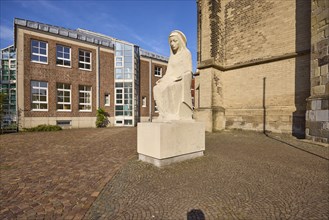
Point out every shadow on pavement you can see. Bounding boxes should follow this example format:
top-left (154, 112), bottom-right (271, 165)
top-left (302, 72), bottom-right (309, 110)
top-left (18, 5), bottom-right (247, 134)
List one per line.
top-left (187, 209), bottom-right (205, 220)
top-left (264, 133), bottom-right (329, 161)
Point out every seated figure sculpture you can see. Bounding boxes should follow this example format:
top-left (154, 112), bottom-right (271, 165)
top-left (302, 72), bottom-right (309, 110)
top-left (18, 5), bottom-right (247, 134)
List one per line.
top-left (153, 30), bottom-right (193, 121)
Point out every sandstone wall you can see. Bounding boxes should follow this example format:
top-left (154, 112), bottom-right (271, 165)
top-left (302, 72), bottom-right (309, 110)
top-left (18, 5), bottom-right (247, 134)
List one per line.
top-left (195, 0), bottom-right (311, 135)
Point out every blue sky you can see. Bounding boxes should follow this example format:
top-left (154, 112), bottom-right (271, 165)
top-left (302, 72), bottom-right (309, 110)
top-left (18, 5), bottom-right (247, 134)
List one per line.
top-left (0, 0), bottom-right (197, 70)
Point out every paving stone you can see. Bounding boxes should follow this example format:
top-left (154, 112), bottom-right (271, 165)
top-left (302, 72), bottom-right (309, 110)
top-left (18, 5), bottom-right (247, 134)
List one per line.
top-left (1, 128), bottom-right (328, 219)
top-left (0, 127), bottom-right (137, 219)
top-left (85, 130), bottom-right (329, 220)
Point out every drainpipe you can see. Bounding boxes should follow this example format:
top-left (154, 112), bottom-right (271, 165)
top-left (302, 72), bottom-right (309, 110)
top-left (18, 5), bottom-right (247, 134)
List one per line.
top-left (149, 58), bottom-right (152, 122)
top-left (96, 46), bottom-right (100, 109)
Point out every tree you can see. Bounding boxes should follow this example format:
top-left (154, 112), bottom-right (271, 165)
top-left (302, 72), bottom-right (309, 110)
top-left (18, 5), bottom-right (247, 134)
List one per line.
top-left (96, 108), bottom-right (109, 128)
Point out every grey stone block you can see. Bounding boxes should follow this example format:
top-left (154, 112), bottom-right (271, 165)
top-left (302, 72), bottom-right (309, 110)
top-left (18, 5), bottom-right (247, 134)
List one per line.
top-left (59, 29), bottom-right (68, 36)
top-left (27, 21), bottom-right (38, 29)
top-left (68, 32), bottom-right (77, 38)
top-left (15, 19), bottom-right (27, 26)
top-left (49, 27), bottom-right (59, 34)
top-left (86, 37), bottom-right (94, 43)
top-left (77, 34), bottom-right (86, 41)
top-left (309, 110), bottom-right (316, 121)
top-left (322, 98), bottom-right (329, 109)
top-left (316, 99), bottom-right (322, 110)
top-left (315, 110), bottom-right (329, 121)
top-left (38, 24), bottom-right (49, 32)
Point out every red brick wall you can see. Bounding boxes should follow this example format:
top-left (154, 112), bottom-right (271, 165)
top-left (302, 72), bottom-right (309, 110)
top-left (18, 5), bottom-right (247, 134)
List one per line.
top-left (139, 59), bottom-right (167, 117)
top-left (21, 32), bottom-right (168, 123)
top-left (23, 34), bottom-right (97, 117)
top-left (99, 50), bottom-right (114, 117)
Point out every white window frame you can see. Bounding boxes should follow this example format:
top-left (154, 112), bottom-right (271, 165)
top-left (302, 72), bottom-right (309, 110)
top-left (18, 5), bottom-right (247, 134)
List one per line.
top-left (105, 94), bottom-right (110, 106)
top-left (31, 40), bottom-right (48, 64)
top-left (79, 85), bottom-right (92, 112)
top-left (115, 88), bottom-right (123, 105)
top-left (31, 81), bottom-right (48, 111)
top-left (9, 59), bottom-right (16, 70)
top-left (142, 96), bottom-right (147, 107)
top-left (79, 50), bottom-right (92, 71)
top-left (115, 56), bottom-right (124, 68)
top-left (56, 45), bottom-right (71, 67)
top-left (115, 120), bottom-right (123, 126)
top-left (154, 101), bottom-right (159, 113)
top-left (57, 83), bottom-right (71, 111)
top-left (154, 66), bottom-right (162, 77)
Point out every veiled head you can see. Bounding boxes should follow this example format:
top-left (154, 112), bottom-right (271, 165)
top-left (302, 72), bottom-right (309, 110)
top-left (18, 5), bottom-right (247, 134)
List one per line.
top-left (169, 30), bottom-right (187, 54)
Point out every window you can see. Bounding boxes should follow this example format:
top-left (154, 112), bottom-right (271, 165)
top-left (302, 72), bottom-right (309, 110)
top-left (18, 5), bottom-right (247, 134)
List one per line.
top-left (115, 82), bottom-right (133, 116)
top-left (31, 81), bottom-right (48, 111)
top-left (115, 68), bottom-right (123, 79)
top-left (79, 85), bottom-right (92, 111)
top-left (124, 120), bottom-right (133, 125)
top-left (56, 120), bottom-right (71, 126)
top-left (155, 66), bottom-right (162, 77)
top-left (115, 88), bottom-right (123, 105)
top-left (105, 94), bottom-right (110, 106)
top-left (57, 83), bottom-right (71, 111)
top-left (31, 40), bottom-right (47, 63)
top-left (115, 56), bottom-right (123, 68)
top-left (9, 59), bottom-right (16, 70)
top-left (79, 50), bottom-right (91, 70)
top-left (142, 96), bottom-right (147, 107)
top-left (56, 45), bottom-right (71, 67)
top-left (154, 101), bottom-right (158, 112)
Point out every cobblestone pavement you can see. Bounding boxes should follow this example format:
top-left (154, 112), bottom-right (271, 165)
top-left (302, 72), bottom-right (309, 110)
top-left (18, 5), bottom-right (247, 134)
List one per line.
top-left (86, 130), bottom-right (329, 220)
top-left (0, 127), bottom-right (137, 219)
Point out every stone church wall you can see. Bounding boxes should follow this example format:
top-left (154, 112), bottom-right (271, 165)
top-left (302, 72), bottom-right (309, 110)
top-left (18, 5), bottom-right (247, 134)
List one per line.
top-left (195, 0), bottom-right (311, 136)
top-left (305, 0), bottom-right (329, 143)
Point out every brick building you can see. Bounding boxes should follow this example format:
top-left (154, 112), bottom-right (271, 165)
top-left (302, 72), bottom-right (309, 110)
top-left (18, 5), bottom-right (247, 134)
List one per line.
top-left (195, 0), bottom-right (328, 143)
top-left (13, 18), bottom-right (168, 129)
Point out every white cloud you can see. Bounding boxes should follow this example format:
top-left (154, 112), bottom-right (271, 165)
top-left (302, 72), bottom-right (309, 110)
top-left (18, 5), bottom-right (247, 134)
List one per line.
top-left (103, 20), bottom-right (167, 55)
top-left (17, 0), bottom-right (60, 11)
top-left (37, 0), bottom-right (60, 11)
top-left (130, 33), bottom-right (168, 55)
top-left (0, 25), bottom-right (13, 41)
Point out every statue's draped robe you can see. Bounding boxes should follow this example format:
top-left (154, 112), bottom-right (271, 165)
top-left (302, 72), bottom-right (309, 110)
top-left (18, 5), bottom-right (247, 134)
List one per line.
top-left (153, 49), bottom-right (193, 120)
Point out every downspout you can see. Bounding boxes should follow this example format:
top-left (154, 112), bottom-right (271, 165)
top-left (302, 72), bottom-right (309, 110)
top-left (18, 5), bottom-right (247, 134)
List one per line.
top-left (96, 46), bottom-right (100, 109)
top-left (149, 58), bottom-right (152, 122)
top-left (15, 48), bottom-right (18, 132)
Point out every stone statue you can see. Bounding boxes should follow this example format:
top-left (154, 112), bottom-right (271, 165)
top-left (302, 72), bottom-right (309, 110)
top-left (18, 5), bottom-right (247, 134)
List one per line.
top-left (153, 30), bottom-right (193, 121)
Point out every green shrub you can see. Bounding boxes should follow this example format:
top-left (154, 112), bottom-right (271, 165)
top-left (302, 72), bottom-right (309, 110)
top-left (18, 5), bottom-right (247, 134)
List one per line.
top-left (96, 108), bottom-right (108, 128)
top-left (24, 124), bottom-right (62, 132)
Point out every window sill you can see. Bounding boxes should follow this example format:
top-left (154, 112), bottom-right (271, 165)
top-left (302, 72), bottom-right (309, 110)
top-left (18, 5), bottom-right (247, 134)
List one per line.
top-left (57, 110), bottom-right (72, 112)
top-left (31, 60), bottom-right (48, 65)
top-left (79, 68), bottom-right (92, 72)
top-left (31, 109), bottom-right (48, 112)
top-left (79, 110), bottom-right (92, 112)
top-left (56, 65), bottom-right (71, 68)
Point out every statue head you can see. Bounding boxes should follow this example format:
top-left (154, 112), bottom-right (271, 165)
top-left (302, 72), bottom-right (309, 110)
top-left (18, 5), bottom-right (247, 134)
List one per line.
top-left (169, 30), bottom-right (187, 54)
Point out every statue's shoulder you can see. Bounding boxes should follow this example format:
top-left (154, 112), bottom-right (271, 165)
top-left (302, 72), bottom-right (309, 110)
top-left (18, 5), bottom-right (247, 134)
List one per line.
top-left (184, 49), bottom-right (192, 57)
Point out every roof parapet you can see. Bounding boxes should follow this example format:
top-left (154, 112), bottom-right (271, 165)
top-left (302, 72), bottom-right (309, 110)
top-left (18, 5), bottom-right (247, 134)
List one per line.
top-left (14, 18), bottom-right (114, 48)
top-left (14, 18), bottom-right (168, 62)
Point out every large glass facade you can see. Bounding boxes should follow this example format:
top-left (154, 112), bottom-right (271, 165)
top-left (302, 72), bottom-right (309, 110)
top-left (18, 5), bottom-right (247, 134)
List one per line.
top-left (114, 42), bottom-right (136, 126)
top-left (0, 45), bottom-right (17, 131)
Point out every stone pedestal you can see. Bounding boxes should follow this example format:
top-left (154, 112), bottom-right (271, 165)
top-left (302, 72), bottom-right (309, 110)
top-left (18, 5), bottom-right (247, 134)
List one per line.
top-left (137, 120), bottom-right (205, 167)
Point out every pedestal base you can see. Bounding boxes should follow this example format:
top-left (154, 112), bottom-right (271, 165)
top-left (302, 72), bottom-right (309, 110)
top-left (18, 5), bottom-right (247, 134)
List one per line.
top-left (137, 120), bottom-right (205, 167)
